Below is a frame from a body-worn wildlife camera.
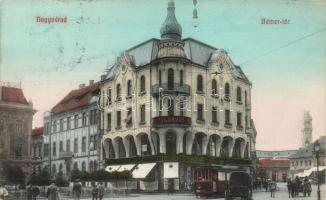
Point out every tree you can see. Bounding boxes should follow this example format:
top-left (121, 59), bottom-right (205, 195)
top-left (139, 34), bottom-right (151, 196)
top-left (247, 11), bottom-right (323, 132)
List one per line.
top-left (55, 172), bottom-right (69, 187)
top-left (5, 164), bottom-right (26, 185)
top-left (29, 167), bottom-right (51, 186)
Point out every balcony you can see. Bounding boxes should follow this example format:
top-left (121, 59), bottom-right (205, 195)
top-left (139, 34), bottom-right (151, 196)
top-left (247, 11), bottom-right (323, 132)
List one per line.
top-left (152, 83), bottom-right (191, 97)
top-left (59, 151), bottom-right (74, 160)
top-left (224, 123), bottom-right (232, 129)
top-left (153, 116), bottom-right (191, 127)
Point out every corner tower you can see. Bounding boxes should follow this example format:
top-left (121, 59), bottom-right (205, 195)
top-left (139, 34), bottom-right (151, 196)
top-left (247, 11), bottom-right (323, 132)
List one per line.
top-left (302, 111), bottom-right (312, 147)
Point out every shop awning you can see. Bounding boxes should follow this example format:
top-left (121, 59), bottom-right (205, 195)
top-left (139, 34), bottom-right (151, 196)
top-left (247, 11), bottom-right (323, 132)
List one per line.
top-left (105, 165), bottom-right (121, 172)
top-left (117, 164), bottom-right (135, 172)
top-left (132, 163), bottom-right (156, 179)
top-left (164, 162), bottom-right (179, 178)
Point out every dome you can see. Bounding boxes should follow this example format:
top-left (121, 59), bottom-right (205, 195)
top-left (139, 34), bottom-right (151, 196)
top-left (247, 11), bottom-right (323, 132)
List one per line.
top-left (160, 0), bottom-right (182, 41)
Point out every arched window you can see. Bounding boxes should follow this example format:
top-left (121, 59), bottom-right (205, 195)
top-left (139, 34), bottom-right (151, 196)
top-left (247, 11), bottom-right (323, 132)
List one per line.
top-left (73, 162), bottom-right (78, 171)
top-left (225, 82), bottom-right (230, 96)
top-left (159, 70), bottom-right (162, 86)
top-left (140, 76), bottom-right (146, 93)
top-left (59, 164), bottom-right (63, 173)
top-left (180, 70), bottom-right (184, 86)
top-left (236, 87), bottom-right (242, 102)
top-left (211, 79), bottom-right (217, 95)
top-left (168, 68), bottom-right (174, 90)
top-left (197, 75), bottom-right (203, 92)
top-left (52, 164), bottom-right (56, 174)
top-left (82, 161), bottom-right (86, 171)
top-left (245, 91), bottom-right (248, 106)
top-left (116, 84), bottom-right (121, 99)
top-left (127, 80), bottom-right (132, 96)
top-left (89, 161), bottom-right (94, 172)
top-left (94, 161), bottom-right (98, 171)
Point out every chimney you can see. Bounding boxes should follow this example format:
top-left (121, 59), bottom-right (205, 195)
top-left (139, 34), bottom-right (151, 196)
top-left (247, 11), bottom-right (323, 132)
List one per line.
top-left (79, 84), bottom-right (86, 89)
top-left (89, 80), bottom-right (94, 85)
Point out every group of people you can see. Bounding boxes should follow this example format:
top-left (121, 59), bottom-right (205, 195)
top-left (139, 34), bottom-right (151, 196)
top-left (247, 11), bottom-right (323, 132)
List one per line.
top-left (253, 178), bottom-right (277, 198)
top-left (287, 176), bottom-right (312, 198)
top-left (27, 184), bottom-right (41, 200)
top-left (72, 179), bottom-right (105, 200)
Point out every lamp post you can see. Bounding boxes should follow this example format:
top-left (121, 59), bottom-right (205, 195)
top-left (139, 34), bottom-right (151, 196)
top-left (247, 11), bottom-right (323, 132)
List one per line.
top-left (313, 141), bottom-right (321, 200)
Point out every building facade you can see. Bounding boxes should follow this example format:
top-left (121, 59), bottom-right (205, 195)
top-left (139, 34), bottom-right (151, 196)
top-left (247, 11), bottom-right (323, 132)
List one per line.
top-left (100, 0), bottom-right (257, 190)
top-left (42, 81), bottom-right (101, 177)
top-left (258, 159), bottom-right (290, 182)
top-left (31, 127), bottom-right (44, 173)
top-left (0, 82), bottom-right (35, 181)
top-left (289, 136), bottom-right (326, 178)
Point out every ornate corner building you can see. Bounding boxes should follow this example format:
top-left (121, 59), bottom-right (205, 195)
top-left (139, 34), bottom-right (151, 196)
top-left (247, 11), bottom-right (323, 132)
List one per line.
top-left (0, 82), bottom-right (35, 181)
top-left (100, 0), bottom-right (257, 190)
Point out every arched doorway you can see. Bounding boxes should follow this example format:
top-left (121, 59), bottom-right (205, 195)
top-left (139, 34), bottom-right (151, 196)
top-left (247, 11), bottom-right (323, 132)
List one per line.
top-left (166, 131), bottom-right (177, 155)
top-left (137, 133), bottom-right (152, 156)
top-left (183, 131), bottom-right (192, 154)
top-left (221, 136), bottom-right (233, 158)
top-left (115, 137), bottom-right (126, 158)
top-left (192, 132), bottom-right (207, 155)
top-left (126, 135), bottom-right (137, 157)
top-left (207, 135), bottom-right (220, 157)
top-left (233, 138), bottom-right (245, 158)
top-left (104, 138), bottom-right (115, 159)
top-left (151, 132), bottom-right (160, 154)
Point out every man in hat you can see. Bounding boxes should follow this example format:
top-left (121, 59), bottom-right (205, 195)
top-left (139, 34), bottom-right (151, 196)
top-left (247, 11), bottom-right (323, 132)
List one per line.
top-left (47, 181), bottom-right (59, 200)
top-left (0, 182), bottom-right (8, 200)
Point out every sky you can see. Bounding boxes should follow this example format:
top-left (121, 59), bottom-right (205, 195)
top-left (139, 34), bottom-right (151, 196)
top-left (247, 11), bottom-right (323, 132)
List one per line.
top-left (0, 0), bottom-right (325, 150)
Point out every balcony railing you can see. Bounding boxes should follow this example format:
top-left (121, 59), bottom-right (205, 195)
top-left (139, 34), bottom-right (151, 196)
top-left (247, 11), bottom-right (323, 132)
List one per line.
top-left (152, 83), bottom-right (191, 96)
top-left (59, 151), bottom-right (74, 159)
top-left (153, 116), bottom-right (191, 127)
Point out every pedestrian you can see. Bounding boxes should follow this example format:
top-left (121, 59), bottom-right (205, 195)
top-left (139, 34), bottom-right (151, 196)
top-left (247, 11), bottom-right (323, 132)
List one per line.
top-left (0, 182), bottom-right (8, 200)
top-left (270, 181), bottom-right (277, 198)
top-left (72, 179), bottom-right (82, 200)
top-left (27, 184), bottom-right (33, 200)
top-left (32, 185), bottom-right (40, 200)
top-left (98, 182), bottom-right (105, 200)
top-left (47, 181), bottom-right (59, 200)
top-left (91, 183), bottom-right (98, 200)
top-left (286, 179), bottom-right (292, 198)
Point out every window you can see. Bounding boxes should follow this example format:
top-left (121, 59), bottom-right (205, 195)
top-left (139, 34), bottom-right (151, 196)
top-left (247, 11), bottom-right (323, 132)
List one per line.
top-left (212, 107), bottom-right (218, 123)
top-left (168, 99), bottom-right (174, 116)
top-left (225, 83), bottom-right (230, 97)
top-left (43, 144), bottom-right (49, 157)
top-left (159, 70), bottom-right (162, 86)
top-left (140, 76), bottom-right (146, 93)
top-left (15, 120), bottom-right (22, 133)
top-left (93, 135), bottom-right (98, 150)
top-left (90, 109), bottom-right (97, 125)
top-left (89, 136), bottom-right (94, 150)
top-left (74, 115), bottom-right (78, 128)
top-left (15, 144), bottom-right (23, 158)
top-left (82, 161), bottom-right (86, 171)
top-left (53, 142), bottom-right (56, 156)
top-left (66, 140), bottom-right (70, 152)
top-left (59, 141), bottom-right (63, 152)
top-left (197, 75), bottom-right (203, 92)
top-left (116, 111), bottom-right (121, 128)
top-left (168, 68), bottom-right (174, 90)
top-left (245, 91), bottom-right (248, 106)
top-left (197, 104), bottom-right (204, 121)
top-left (116, 84), bottom-right (121, 100)
top-left (236, 87), bottom-right (242, 102)
top-left (82, 112), bottom-right (87, 126)
top-left (127, 80), bottom-right (132, 97)
top-left (53, 121), bottom-right (57, 133)
top-left (237, 112), bottom-right (242, 127)
top-left (107, 113), bottom-right (111, 130)
top-left (60, 119), bottom-right (64, 131)
top-left (67, 117), bottom-right (71, 130)
top-left (74, 138), bottom-right (78, 153)
top-left (0, 120), bottom-right (4, 132)
top-left (45, 122), bottom-right (50, 134)
top-left (212, 79), bottom-right (217, 95)
top-left (107, 88), bottom-right (112, 105)
top-left (82, 137), bottom-right (86, 152)
top-left (225, 109), bottom-right (231, 125)
top-left (180, 97), bottom-right (185, 116)
top-left (309, 160), bottom-right (311, 166)
top-left (180, 70), bottom-right (184, 86)
top-left (140, 105), bottom-right (146, 123)
top-left (126, 107), bottom-right (132, 126)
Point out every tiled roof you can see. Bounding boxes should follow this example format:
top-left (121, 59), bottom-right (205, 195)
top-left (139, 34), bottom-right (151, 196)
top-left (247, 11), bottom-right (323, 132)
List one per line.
top-left (1, 86), bottom-right (28, 105)
top-left (259, 159), bottom-right (290, 168)
top-left (32, 127), bottom-right (43, 136)
top-left (51, 82), bottom-right (100, 114)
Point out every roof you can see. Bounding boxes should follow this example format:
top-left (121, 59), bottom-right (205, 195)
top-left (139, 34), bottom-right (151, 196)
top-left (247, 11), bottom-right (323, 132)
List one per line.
top-left (104, 38), bottom-right (249, 83)
top-left (0, 86), bottom-right (29, 105)
top-left (32, 127), bottom-right (43, 136)
top-left (289, 136), bottom-right (326, 159)
top-left (51, 82), bottom-right (100, 114)
top-left (256, 150), bottom-right (298, 159)
top-left (259, 159), bottom-right (290, 168)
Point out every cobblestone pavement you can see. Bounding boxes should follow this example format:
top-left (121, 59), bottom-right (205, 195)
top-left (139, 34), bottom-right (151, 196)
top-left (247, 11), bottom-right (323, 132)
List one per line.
top-left (7, 183), bottom-right (325, 200)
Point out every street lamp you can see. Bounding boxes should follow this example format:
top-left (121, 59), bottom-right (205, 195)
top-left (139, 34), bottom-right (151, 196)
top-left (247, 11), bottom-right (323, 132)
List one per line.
top-left (313, 141), bottom-right (321, 200)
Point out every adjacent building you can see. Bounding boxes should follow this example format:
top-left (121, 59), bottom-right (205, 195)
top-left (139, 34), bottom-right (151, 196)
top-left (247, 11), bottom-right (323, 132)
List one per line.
top-left (258, 159), bottom-right (290, 182)
top-left (42, 81), bottom-right (101, 177)
top-left (0, 82), bottom-right (35, 181)
top-left (100, 0), bottom-right (257, 190)
top-left (31, 127), bottom-right (44, 173)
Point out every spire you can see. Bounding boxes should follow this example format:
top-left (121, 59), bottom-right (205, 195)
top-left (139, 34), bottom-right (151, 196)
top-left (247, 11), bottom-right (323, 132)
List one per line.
top-left (160, 0), bottom-right (182, 41)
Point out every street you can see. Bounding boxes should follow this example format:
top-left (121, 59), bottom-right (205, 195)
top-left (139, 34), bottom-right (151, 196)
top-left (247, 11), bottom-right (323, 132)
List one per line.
top-left (51, 183), bottom-right (324, 200)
